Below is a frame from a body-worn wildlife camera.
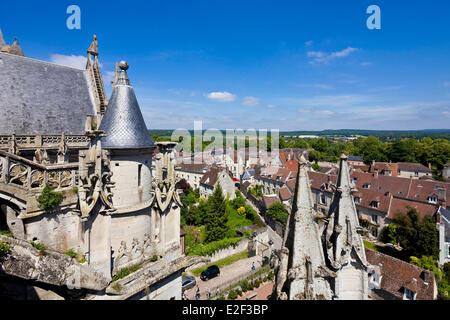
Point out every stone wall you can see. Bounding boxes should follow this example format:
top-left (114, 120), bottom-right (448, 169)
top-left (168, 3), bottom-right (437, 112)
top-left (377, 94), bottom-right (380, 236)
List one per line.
top-left (24, 209), bottom-right (82, 252)
top-left (208, 238), bottom-right (249, 263)
top-left (108, 152), bottom-right (153, 209)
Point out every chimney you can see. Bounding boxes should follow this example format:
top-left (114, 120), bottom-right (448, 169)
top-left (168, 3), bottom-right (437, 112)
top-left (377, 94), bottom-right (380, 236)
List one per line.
top-left (428, 163), bottom-right (432, 170)
top-left (438, 187), bottom-right (446, 208)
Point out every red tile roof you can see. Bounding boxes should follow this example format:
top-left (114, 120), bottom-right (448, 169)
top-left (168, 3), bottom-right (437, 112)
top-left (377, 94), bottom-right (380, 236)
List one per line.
top-left (263, 195), bottom-right (281, 209)
top-left (387, 197), bottom-right (437, 220)
top-left (365, 248), bottom-right (436, 300)
top-left (397, 162), bottom-right (432, 173)
top-left (279, 187), bottom-right (292, 201)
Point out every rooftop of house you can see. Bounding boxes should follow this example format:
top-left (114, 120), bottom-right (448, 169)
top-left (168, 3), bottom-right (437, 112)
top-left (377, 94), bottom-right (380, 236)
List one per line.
top-left (397, 162), bottom-right (433, 173)
top-left (199, 167), bottom-right (233, 187)
top-left (263, 195), bottom-right (281, 208)
top-left (365, 248), bottom-right (436, 300)
top-left (176, 163), bottom-right (209, 174)
top-left (279, 186), bottom-right (292, 201)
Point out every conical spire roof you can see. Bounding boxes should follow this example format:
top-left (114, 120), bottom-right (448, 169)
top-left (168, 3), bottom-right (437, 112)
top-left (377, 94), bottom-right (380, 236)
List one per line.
top-left (99, 61), bottom-right (155, 149)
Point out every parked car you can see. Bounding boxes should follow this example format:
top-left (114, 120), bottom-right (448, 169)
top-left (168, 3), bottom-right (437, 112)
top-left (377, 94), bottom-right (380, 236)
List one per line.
top-left (200, 265), bottom-right (220, 281)
top-left (182, 276), bottom-right (196, 292)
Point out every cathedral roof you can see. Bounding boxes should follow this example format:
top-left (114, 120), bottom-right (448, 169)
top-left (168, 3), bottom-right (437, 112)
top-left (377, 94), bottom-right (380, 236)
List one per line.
top-left (99, 62), bottom-right (155, 149)
top-left (0, 52), bottom-right (97, 135)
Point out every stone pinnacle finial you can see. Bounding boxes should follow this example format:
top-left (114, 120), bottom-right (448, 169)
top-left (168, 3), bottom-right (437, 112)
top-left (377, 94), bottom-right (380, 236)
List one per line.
top-left (87, 34), bottom-right (98, 56)
top-left (340, 154), bottom-right (348, 160)
top-left (0, 29), bottom-right (5, 47)
top-left (119, 61), bottom-right (129, 71)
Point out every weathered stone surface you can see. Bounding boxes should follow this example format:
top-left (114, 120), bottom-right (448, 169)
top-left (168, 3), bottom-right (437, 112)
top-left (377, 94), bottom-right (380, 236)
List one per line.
top-left (105, 255), bottom-right (210, 299)
top-left (0, 235), bottom-right (109, 291)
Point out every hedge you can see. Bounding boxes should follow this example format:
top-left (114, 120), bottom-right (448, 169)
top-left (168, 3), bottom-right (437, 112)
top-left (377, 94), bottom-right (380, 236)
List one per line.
top-left (186, 236), bottom-right (245, 256)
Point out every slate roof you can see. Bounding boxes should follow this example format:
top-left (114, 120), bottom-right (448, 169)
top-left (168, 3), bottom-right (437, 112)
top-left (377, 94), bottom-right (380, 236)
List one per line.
top-left (365, 248), bottom-right (436, 300)
top-left (99, 67), bottom-right (155, 149)
top-left (348, 156), bottom-right (364, 162)
top-left (176, 163), bottom-right (208, 174)
top-left (0, 52), bottom-right (97, 135)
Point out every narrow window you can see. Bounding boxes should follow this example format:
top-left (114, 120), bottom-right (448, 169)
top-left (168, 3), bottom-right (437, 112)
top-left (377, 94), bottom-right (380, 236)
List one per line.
top-left (138, 164), bottom-right (143, 187)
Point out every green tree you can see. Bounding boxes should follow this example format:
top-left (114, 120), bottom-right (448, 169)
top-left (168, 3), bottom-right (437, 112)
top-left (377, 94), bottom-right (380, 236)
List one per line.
top-left (354, 136), bottom-right (388, 164)
top-left (311, 138), bottom-right (329, 153)
top-left (391, 208), bottom-right (439, 259)
top-left (204, 184), bottom-right (228, 243)
top-left (388, 139), bottom-right (418, 163)
top-left (267, 202), bottom-right (289, 226)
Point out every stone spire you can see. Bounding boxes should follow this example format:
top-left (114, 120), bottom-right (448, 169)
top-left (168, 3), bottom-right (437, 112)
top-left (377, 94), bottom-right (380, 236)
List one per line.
top-left (273, 156), bottom-right (335, 300)
top-left (324, 154), bottom-right (368, 300)
top-left (98, 61), bottom-right (155, 149)
top-left (86, 34), bottom-right (107, 114)
top-left (0, 29), bottom-right (5, 47)
top-left (111, 62), bottom-right (120, 88)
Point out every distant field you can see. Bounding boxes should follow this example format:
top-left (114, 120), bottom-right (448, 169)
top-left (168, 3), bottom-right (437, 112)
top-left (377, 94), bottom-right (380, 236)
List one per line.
top-left (149, 129), bottom-right (450, 141)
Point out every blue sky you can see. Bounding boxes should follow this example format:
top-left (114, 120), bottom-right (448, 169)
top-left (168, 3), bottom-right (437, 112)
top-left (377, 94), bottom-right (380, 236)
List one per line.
top-left (1, 0), bottom-right (450, 131)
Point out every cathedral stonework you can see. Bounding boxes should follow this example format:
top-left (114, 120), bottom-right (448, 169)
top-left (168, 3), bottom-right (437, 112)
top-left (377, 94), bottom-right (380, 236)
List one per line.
top-left (273, 155), bottom-right (369, 300)
top-left (0, 31), bottom-right (204, 300)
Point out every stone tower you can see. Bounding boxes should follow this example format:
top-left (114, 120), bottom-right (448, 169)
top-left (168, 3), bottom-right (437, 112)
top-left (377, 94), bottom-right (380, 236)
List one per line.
top-left (323, 154), bottom-right (369, 300)
top-left (273, 156), bottom-right (335, 300)
top-left (99, 61), bottom-right (155, 209)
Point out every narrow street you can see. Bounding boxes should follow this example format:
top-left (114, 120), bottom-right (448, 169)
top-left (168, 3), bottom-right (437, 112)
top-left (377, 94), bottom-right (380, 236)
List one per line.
top-left (185, 254), bottom-right (263, 300)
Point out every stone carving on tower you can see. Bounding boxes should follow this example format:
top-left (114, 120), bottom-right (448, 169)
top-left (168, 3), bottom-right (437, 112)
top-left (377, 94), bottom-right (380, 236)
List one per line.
top-left (152, 142), bottom-right (182, 213)
top-left (323, 154), bottom-right (368, 300)
top-left (78, 119), bottom-right (115, 219)
top-left (273, 156), bottom-right (335, 300)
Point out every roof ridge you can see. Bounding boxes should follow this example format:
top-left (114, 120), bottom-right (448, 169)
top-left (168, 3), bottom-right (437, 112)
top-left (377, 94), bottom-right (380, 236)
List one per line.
top-left (0, 51), bottom-right (86, 71)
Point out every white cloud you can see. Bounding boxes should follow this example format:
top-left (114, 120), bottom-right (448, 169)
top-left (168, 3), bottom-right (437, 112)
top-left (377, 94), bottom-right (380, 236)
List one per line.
top-left (103, 71), bottom-right (116, 84)
top-left (294, 83), bottom-right (334, 90)
top-left (361, 62), bottom-right (372, 66)
top-left (205, 92), bottom-right (237, 102)
top-left (242, 96), bottom-right (260, 107)
top-left (289, 94), bottom-right (369, 108)
top-left (444, 82), bottom-right (450, 87)
top-left (299, 107), bottom-right (334, 116)
top-left (307, 47), bottom-right (359, 64)
top-left (305, 40), bottom-right (313, 47)
top-left (267, 104), bottom-right (277, 109)
top-left (50, 54), bottom-right (87, 69)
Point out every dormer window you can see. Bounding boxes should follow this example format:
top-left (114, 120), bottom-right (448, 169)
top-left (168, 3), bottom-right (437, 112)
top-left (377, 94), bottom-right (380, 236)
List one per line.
top-left (353, 177), bottom-right (358, 182)
top-left (355, 197), bottom-right (361, 204)
top-left (370, 201), bottom-right (379, 209)
top-left (403, 288), bottom-right (417, 300)
top-left (428, 196), bottom-right (438, 204)
top-left (363, 184), bottom-right (371, 189)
